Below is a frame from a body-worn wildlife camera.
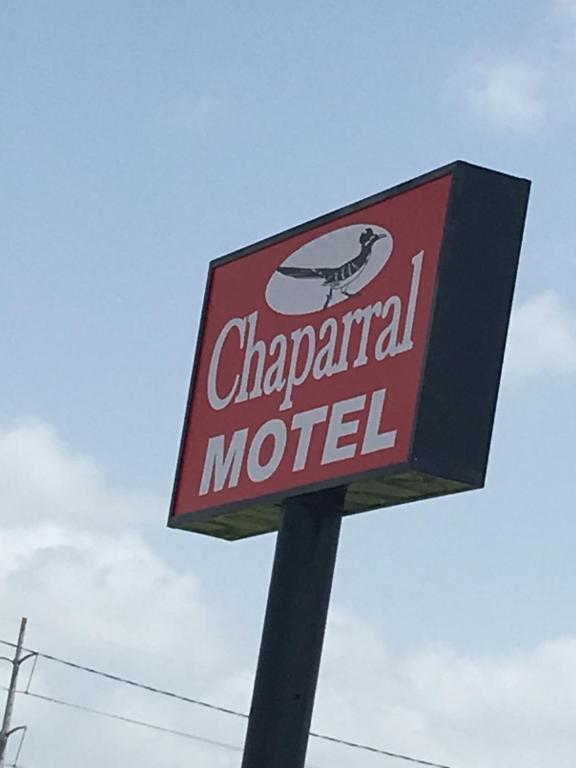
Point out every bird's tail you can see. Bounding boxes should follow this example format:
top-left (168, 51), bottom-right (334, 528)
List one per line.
top-left (276, 266), bottom-right (324, 279)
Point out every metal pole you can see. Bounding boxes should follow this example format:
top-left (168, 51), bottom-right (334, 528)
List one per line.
top-left (0, 618), bottom-right (27, 767)
top-left (241, 485), bottom-right (345, 768)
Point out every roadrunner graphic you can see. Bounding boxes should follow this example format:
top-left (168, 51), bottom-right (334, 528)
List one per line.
top-left (276, 228), bottom-right (387, 309)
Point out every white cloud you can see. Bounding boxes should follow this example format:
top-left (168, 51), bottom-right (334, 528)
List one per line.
top-left (0, 421), bottom-right (159, 531)
top-left (0, 422), bottom-right (245, 768)
top-left (465, 58), bottom-right (546, 133)
top-left (312, 610), bottom-right (576, 768)
top-left (2, 423), bottom-right (576, 767)
top-left (504, 290), bottom-right (576, 384)
top-left (460, 0), bottom-right (576, 132)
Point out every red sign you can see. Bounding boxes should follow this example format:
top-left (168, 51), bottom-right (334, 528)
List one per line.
top-left (170, 163), bottom-right (530, 539)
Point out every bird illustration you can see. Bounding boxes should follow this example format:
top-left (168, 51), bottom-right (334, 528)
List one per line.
top-left (276, 228), bottom-right (387, 309)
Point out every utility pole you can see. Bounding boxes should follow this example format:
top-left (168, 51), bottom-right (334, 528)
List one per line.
top-left (0, 618), bottom-right (28, 768)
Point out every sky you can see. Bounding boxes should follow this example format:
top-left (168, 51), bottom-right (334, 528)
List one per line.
top-left (2, 0), bottom-right (576, 766)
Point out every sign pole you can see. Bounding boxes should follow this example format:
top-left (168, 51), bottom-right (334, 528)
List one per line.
top-left (241, 485), bottom-right (346, 768)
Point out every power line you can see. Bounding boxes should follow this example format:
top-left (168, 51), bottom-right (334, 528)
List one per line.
top-left (307, 732), bottom-right (454, 768)
top-left (0, 686), bottom-right (240, 753)
top-left (0, 687), bottom-right (321, 768)
top-left (0, 639), bottom-right (457, 768)
top-left (0, 640), bottom-right (245, 720)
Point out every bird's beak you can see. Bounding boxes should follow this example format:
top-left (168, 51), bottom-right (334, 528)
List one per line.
top-left (376, 233), bottom-right (387, 239)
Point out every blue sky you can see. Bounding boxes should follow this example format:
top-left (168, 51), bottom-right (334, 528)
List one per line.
top-left (2, 2), bottom-right (576, 767)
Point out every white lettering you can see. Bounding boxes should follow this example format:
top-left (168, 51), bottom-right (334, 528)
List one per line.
top-left (280, 325), bottom-right (316, 411)
top-left (353, 302), bottom-right (383, 368)
top-left (247, 419), bottom-right (287, 483)
top-left (263, 333), bottom-right (287, 395)
top-left (237, 312), bottom-right (266, 402)
top-left (209, 250), bottom-right (426, 414)
top-left (313, 318), bottom-right (339, 380)
top-left (322, 395), bottom-right (366, 465)
top-left (199, 429), bottom-right (248, 495)
top-left (199, 386), bottom-right (401, 492)
top-left (374, 296), bottom-right (402, 360)
top-left (396, 250), bottom-right (424, 354)
top-left (333, 310), bottom-right (356, 374)
top-left (361, 389), bottom-right (397, 454)
top-left (207, 317), bottom-right (245, 410)
top-left (291, 406), bottom-right (329, 471)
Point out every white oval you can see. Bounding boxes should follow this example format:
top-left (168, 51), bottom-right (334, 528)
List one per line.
top-left (266, 224), bottom-right (393, 316)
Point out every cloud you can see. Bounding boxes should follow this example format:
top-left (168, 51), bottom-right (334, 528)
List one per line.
top-left (2, 423), bottom-right (576, 767)
top-left (0, 422), bottom-right (245, 768)
top-left (312, 610), bottom-right (576, 768)
top-left (459, 0), bottom-right (576, 132)
top-left (504, 290), bottom-right (576, 384)
top-left (0, 421), bottom-right (159, 531)
top-left (465, 58), bottom-right (546, 134)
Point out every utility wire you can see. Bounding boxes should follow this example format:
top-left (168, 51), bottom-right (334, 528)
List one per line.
top-left (0, 685), bottom-right (239, 753)
top-left (0, 639), bottom-right (456, 768)
top-left (0, 640), bottom-right (245, 720)
top-left (0, 687), bottom-right (321, 768)
top-left (308, 732), bottom-right (453, 768)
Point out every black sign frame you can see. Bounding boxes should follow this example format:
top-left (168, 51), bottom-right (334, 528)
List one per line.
top-left (169, 161), bottom-right (530, 540)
